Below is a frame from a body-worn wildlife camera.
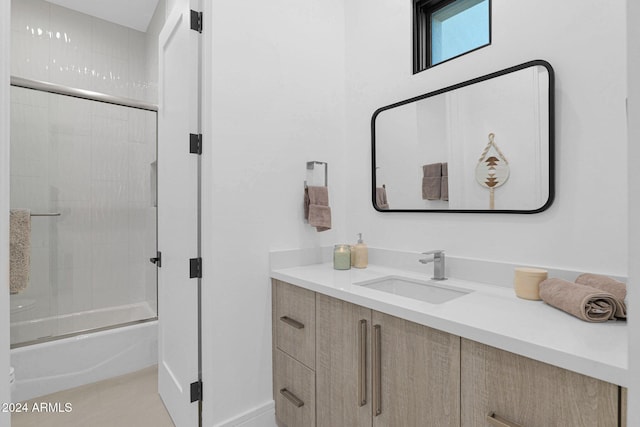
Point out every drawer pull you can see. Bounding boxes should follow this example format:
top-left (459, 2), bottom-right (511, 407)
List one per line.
top-left (280, 316), bottom-right (304, 329)
top-left (487, 412), bottom-right (522, 427)
top-left (372, 324), bottom-right (382, 416)
top-left (280, 388), bottom-right (304, 408)
top-left (358, 319), bottom-right (367, 407)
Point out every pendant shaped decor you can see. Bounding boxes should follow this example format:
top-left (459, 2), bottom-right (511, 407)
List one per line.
top-left (475, 133), bottom-right (510, 209)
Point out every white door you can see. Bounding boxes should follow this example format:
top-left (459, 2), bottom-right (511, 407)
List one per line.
top-left (157, 1), bottom-right (201, 426)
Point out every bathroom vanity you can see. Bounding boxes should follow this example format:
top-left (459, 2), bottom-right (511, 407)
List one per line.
top-left (270, 251), bottom-right (627, 427)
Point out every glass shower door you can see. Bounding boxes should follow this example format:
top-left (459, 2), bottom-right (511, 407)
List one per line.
top-left (9, 84), bottom-right (158, 346)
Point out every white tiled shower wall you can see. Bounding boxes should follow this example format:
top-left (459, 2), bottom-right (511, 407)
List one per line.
top-left (9, 0), bottom-right (161, 340)
top-left (11, 0), bottom-right (159, 102)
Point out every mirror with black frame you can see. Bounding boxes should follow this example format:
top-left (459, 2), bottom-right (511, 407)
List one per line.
top-left (371, 60), bottom-right (554, 213)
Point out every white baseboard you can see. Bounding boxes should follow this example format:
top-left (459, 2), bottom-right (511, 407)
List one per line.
top-left (212, 400), bottom-right (276, 427)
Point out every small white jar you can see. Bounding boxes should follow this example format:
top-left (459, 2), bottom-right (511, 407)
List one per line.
top-left (514, 267), bottom-right (548, 300)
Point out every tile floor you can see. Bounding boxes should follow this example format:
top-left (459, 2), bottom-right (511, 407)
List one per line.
top-left (12, 366), bottom-right (174, 427)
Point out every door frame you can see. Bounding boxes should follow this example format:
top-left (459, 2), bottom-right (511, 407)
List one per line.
top-left (0, 0), bottom-right (11, 419)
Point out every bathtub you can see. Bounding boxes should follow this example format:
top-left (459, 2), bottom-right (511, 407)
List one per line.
top-left (10, 301), bottom-right (156, 346)
top-left (11, 317), bottom-right (157, 402)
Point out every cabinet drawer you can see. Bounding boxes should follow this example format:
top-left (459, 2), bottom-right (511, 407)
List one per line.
top-left (274, 349), bottom-right (315, 427)
top-left (461, 339), bottom-right (618, 427)
top-left (274, 280), bottom-right (315, 368)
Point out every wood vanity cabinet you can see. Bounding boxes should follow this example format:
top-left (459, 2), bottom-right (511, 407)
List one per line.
top-left (461, 339), bottom-right (620, 427)
top-left (273, 279), bottom-right (626, 427)
top-left (315, 293), bottom-right (460, 427)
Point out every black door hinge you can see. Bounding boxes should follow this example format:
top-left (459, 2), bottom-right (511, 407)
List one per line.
top-left (149, 251), bottom-right (162, 268)
top-left (190, 380), bottom-right (202, 402)
top-left (190, 10), bottom-right (203, 33)
top-left (190, 133), bottom-right (202, 155)
top-left (189, 257), bottom-right (202, 278)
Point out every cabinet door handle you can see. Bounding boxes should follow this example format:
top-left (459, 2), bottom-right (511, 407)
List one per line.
top-left (280, 388), bottom-right (304, 408)
top-left (358, 319), bottom-right (367, 407)
top-left (279, 316), bottom-right (304, 329)
top-left (372, 324), bottom-right (382, 416)
top-left (487, 412), bottom-right (522, 427)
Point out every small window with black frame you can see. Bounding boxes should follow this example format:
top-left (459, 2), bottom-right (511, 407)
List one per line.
top-left (414, 0), bottom-right (491, 73)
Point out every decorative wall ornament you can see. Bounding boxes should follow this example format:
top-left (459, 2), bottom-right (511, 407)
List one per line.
top-left (475, 133), bottom-right (510, 209)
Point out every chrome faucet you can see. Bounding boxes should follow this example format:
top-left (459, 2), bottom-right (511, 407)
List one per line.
top-left (419, 250), bottom-right (446, 280)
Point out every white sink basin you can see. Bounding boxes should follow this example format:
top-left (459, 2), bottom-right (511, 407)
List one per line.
top-left (355, 276), bottom-right (471, 304)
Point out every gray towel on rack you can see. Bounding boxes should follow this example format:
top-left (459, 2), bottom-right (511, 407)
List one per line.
top-left (305, 186), bottom-right (331, 232)
top-left (440, 162), bottom-right (449, 201)
top-left (422, 163), bottom-right (442, 200)
top-left (10, 209), bottom-right (31, 294)
top-left (376, 187), bottom-right (389, 209)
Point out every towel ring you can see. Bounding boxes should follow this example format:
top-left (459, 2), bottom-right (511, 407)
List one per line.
top-left (304, 161), bottom-right (328, 189)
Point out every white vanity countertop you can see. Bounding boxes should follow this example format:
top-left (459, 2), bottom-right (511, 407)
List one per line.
top-left (271, 263), bottom-right (628, 387)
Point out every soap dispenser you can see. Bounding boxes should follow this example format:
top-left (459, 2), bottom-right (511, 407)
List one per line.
top-left (353, 233), bottom-right (368, 269)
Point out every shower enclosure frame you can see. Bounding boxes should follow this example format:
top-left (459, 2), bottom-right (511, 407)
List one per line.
top-left (9, 75), bottom-right (159, 349)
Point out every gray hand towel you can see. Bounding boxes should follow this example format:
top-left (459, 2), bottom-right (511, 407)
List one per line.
top-left (10, 209), bottom-right (31, 294)
top-left (305, 186), bottom-right (331, 232)
top-left (440, 162), bottom-right (448, 201)
top-left (422, 163), bottom-right (442, 200)
top-left (376, 187), bottom-right (389, 209)
top-left (309, 205), bottom-right (331, 232)
top-left (539, 278), bottom-right (618, 322)
top-left (575, 273), bottom-right (626, 318)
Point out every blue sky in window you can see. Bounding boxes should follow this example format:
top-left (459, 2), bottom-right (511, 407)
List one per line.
top-left (431, 0), bottom-right (489, 65)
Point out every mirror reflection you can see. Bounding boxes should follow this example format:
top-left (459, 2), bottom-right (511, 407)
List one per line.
top-left (372, 60), bottom-right (554, 213)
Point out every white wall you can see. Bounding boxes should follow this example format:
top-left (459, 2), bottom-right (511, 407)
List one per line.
top-left (201, 0), bottom-right (347, 424)
top-left (344, 0), bottom-right (627, 275)
top-left (627, 0), bottom-right (639, 423)
top-left (145, 0), bottom-right (165, 106)
top-left (1, 1), bottom-right (12, 423)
